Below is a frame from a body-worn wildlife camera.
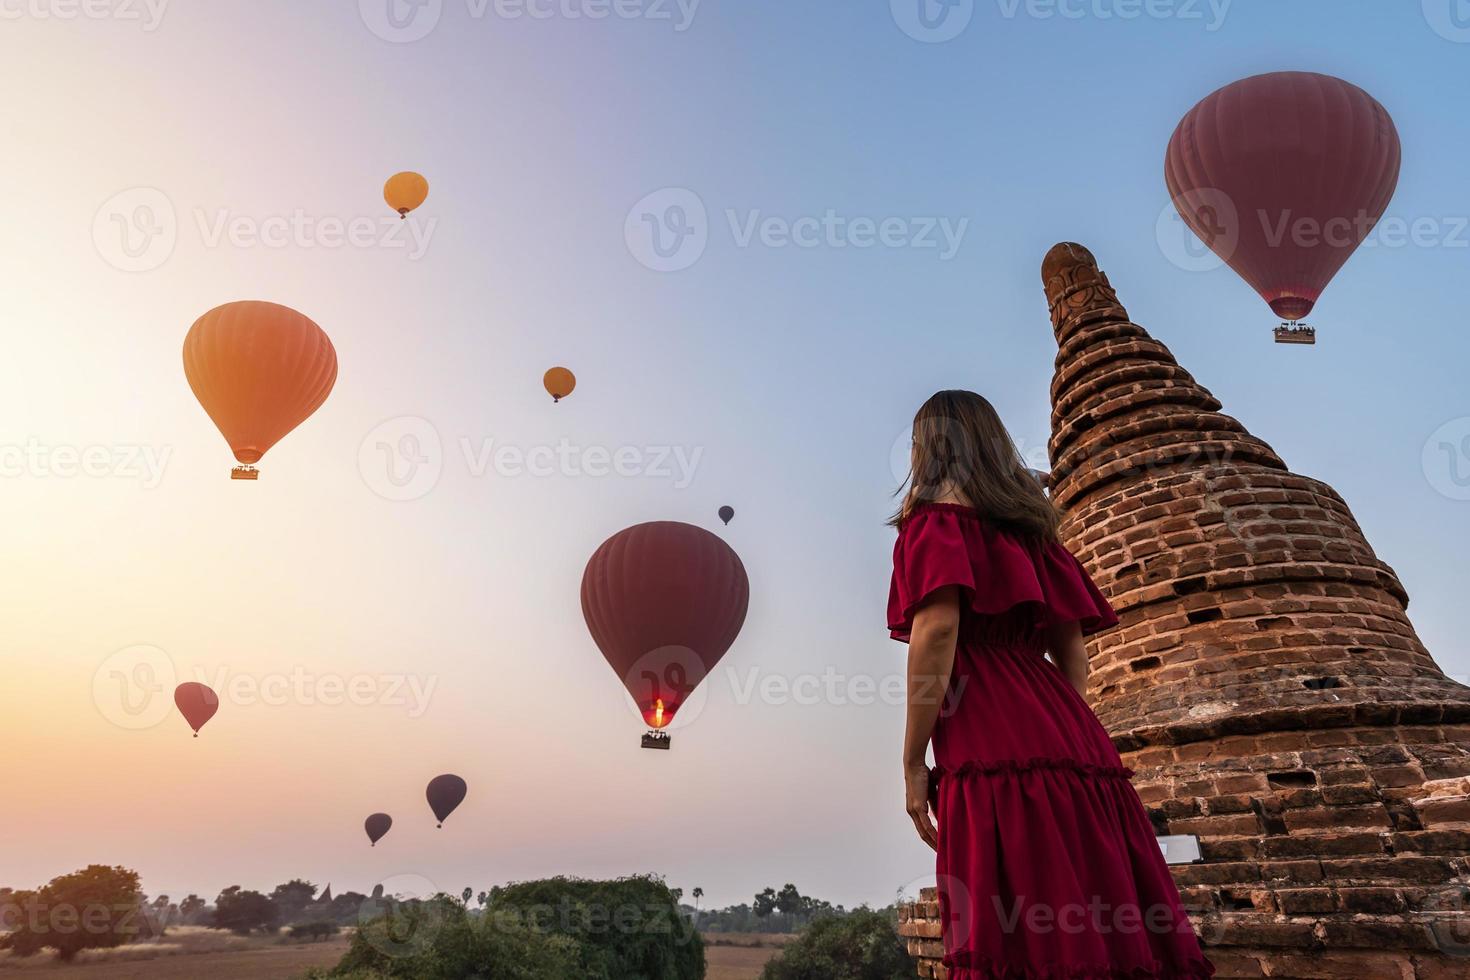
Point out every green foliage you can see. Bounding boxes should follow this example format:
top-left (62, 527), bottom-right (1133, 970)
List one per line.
top-left (313, 877), bottom-right (702, 980)
top-left (759, 908), bottom-right (914, 980)
top-left (313, 895), bottom-right (578, 980)
top-left (270, 878), bottom-right (319, 925)
top-left (0, 865), bottom-right (146, 961)
top-left (702, 884), bottom-right (845, 934)
top-left (212, 885), bottom-right (279, 934)
top-left (489, 875), bottom-right (703, 980)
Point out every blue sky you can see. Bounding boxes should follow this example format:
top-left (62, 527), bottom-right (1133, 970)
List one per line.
top-left (3, 0), bottom-right (1468, 910)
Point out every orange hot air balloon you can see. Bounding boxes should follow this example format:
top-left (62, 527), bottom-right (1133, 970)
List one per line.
top-left (174, 682), bottom-right (219, 737)
top-left (384, 171), bottom-right (429, 219)
top-left (183, 301), bottom-right (338, 480)
top-left (544, 367), bottom-right (575, 403)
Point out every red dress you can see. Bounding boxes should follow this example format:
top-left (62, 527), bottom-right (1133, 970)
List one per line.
top-left (889, 504), bottom-right (1214, 979)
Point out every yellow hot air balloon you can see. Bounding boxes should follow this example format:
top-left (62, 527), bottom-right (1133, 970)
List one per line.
top-left (544, 367), bottom-right (575, 403)
top-left (384, 172), bottom-right (429, 219)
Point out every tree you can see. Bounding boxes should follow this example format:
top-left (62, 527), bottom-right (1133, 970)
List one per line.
top-left (213, 886), bottom-right (278, 934)
top-left (0, 865), bottom-right (145, 961)
top-left (692, 888), bottom-right (703, 912)
top-left (754, 887), bottom-right (777, 918)
top-left (760, 909), bottom-right (913, 980)
top-left (179, 895), bottom-right (206, 923)
top-left (775, 884), bottom-right (805, 920)
top-left (269, 879), bottom-right (318, 926)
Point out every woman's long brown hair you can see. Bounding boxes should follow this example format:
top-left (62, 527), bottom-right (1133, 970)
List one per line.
top-left (890, 390), bottom-right (1059, 541)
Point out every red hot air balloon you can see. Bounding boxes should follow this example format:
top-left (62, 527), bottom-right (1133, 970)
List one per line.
top-left (426, 774), bottom-right (467, 827)
top-left (1165, 71), bottom-right (1400, 341)
top-left (581, 521), bottom-right (750, 750)
top-left (182, 301), bottom-right (339, 479)
top-left (174, 682), bottom-right (219, 737)
top-left (365, 813), bottom-right (393, 846)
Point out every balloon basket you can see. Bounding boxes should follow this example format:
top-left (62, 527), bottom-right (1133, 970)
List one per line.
top-left (231, 465), bottom-right (259, 480)
top-left (641, 730), bottom-right (671, 751)
top-left (1273, 323), bottom-right (1316, 345)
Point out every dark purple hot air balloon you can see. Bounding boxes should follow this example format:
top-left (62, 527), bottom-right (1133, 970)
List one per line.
top-left (1165, 71), bottom-right (1400, 327)
top-left (365, 812), bottom-right (392, 846)
top-left (718, 505), bottom-right (734, 526)
top-left (426, 774), bottom-right (467, 827)
top-left (581, 521), bottom-right (750, 748)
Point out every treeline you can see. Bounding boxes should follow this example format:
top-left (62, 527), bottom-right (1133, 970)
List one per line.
top-left (693, 882), bottom-right (891, 934)
top-left (0, 866), bottom-right (356, 960)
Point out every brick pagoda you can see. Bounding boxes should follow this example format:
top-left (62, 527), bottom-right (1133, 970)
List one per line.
top-left (900, 243), bottom-right (1470, 980)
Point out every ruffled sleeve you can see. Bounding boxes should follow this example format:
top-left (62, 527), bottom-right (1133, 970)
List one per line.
top-left (887, 504), bottom-right (1118, 642)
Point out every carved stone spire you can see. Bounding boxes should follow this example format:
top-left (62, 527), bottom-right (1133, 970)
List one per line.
top-left (1041, 242), bottom-right (1470, 746)
top-left (1042, 243), bottom-right (1470, 978)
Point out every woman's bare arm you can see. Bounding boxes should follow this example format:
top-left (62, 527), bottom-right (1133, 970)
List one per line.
top-left (904, 585), bottom-right (961, 850)
top-left (1047, 620), bottom-right (1089, 698)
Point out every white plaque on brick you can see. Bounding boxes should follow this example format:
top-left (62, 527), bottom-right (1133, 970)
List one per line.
top-left (1157, 834), bottom-right (1202, 865)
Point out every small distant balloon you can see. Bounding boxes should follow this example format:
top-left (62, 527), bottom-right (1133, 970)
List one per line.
top-left (365, 813), bottom-right (393, 846)
top-left (718, 505), bottom-right (734, 525)
top-left (426, 774), bottom-right (467, 827)
top-left (384, 171), bottom-right (429, 219)
top-left (543, 367), bottom-right (576, 403)
top-left (174, 682), bottom-right (219, 737)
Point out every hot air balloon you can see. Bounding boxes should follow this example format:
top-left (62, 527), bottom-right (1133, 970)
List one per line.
top-left (174, 682), bottom-right (219, 737)
top-left (718, 506), bottom-right (734, 526)
top-left (384, 171), bottom-right (429, 219)
top-left (544, 367), bottom-right (575, 403)
top-left (581, 522), bottom-right (750, 749)
top-left (426, 774), bottom-right (467, 827)
top-left (182, 301), bottom-right (338, 479)
top-left (1165, 71), bottom-right (1400, 344)
top-left (365, 813), bottom-right (393, 846)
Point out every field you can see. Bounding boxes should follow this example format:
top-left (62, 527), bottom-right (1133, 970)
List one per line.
top-left (0, 930), bottom-right (350, 979)
top-left (0, 929), bottom-right (786, 979)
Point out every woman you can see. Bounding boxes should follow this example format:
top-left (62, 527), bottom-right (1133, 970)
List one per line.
top-left (890, 390), bottom-right (1213, 979)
